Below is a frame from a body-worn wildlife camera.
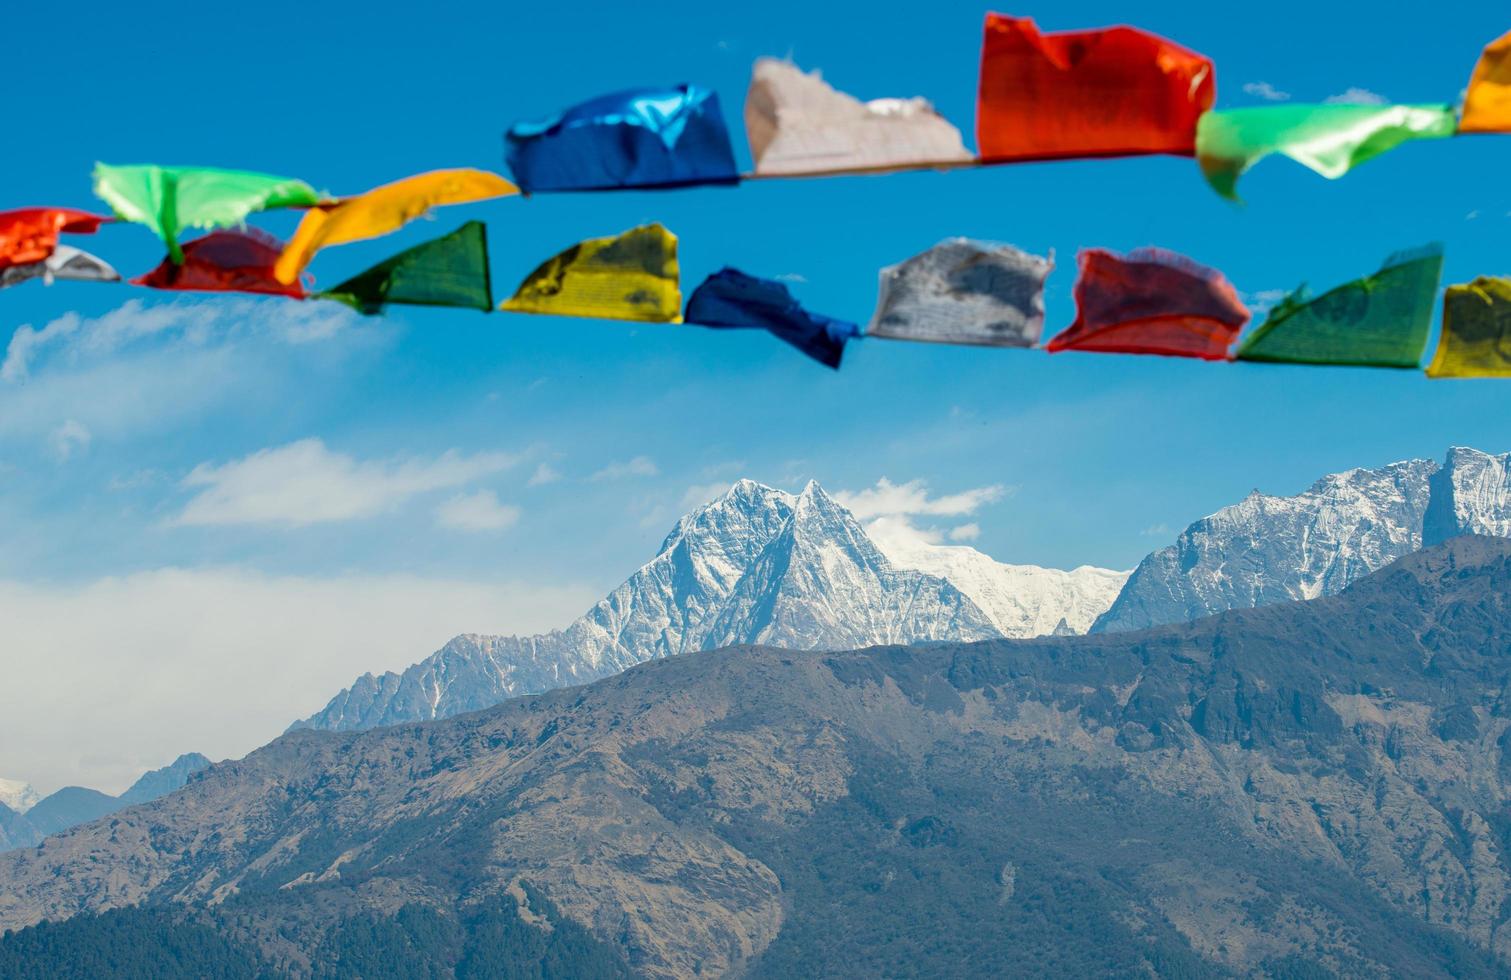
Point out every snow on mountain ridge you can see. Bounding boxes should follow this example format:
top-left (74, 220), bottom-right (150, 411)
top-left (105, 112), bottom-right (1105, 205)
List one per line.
top-left (0, 779), bottom-right (40, 814)
top-left (866, 516), bottom-right (1130, 637)
top-left (291, 478), bottom-right (1094, 734)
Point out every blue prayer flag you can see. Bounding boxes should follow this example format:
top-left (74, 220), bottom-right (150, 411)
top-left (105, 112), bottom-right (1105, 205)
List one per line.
top-left (505, 85), bottom-right (740, 192)
top-left (685, 267), bottom-right (859, 369)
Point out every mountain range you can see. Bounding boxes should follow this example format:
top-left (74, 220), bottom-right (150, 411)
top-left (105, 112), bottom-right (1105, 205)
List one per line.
top-left (0, 754), bottom-right (210, 853)
top-left (1093, 446), bottom-right (1511, 633)
top-left (4, 537), bottom-right (1511, 977)
top-left (291, 480), bottom-right (1128, 733)
top-left (292, 448), bottom-right (1511, 739)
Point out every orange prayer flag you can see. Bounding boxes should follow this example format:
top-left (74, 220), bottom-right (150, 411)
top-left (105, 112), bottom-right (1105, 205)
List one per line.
top-left (0, 208), bottom-right (110, 270)
top-left (976, 14), bottom-right (1214, 164)
top-left (1461, 30), bottom-right (1511, 133)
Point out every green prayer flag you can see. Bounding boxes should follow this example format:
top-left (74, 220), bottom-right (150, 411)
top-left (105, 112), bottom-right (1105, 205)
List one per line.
top-left (1427, 277), bottom-right (1511, 378)
top-left (1195, 104), bottom-right (1456, 200)
top-left (1235, 244), bottom-right (1443, 369)
top-left (318, 221), bottom-right (493, 315)
top-left (93, 163), bottom-right (321, 263)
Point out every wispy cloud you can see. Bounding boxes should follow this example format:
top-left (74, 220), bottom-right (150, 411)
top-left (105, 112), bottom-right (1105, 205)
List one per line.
top-left (1241, 288), bottom-right (1291, 314)
top-left (833, 477), bottom-right (1007, 520)
top-left (1140, 523), bottom-right (1173, 537)
top-left (173, 438), bottom-right (518, 528)
top-left (1324, 87), bottom-right (1387, 105)
top-left (591, 455), bottom-right (659, 482)
top-left (435, 490), bottom-right (521, 532)
top-left (1242, 81), bottom-right (1290, 102)
top-left (527, 462), bottom-right (562, 486)
top-left (50, 420), bottom-right (91, 461)
top-left (948, 522), bottom-right (981, 542)
top-left (773, 273), bottom-right (808, 283)
top-left (679, 481), bottom-right (734, 511)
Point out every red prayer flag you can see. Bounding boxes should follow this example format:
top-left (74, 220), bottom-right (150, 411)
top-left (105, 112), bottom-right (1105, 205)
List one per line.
top-left (0, 208), bottom-right (111, 269)
top-left (132, 229), bottom-right (305, 298)
top-left (976, 14), bottom-right (1215, 163)
top-left (1046, 248), bottom-right (1249, 360)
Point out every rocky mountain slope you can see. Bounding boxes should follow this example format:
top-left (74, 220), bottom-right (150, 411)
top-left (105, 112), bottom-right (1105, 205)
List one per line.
top-left (0, 753), bottom-right (210, 853)
top-left (1093, 446), bottom-right (1511, 633)
top-left (4, 538), bottom-right (1511, 977)
top-left (294, 480), bottom-right (1123, 733)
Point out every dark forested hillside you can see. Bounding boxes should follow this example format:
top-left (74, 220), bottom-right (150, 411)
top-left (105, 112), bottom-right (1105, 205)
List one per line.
top-left (3, 537), bottom-right (1511, 977)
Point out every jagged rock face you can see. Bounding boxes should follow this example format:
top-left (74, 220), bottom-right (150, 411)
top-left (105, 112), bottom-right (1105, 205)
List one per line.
top-left (1093, 448), bottom-right (1511, 634)
top-left (5, 539), bottom-right (1511, 977)
top-left (1425, 447), bottom-right (1511, 545)
top-left (293, 481), bottom-right (1010, 733)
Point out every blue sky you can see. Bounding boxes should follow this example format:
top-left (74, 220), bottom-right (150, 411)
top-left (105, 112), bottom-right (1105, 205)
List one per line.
top-left (3, 0), bottom-right (1509, 791)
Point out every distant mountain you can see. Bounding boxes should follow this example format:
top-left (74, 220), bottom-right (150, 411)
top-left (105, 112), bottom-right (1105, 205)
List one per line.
top-left (0, 778), bottom-right (39, 814)
top-left (1093, 446), bottom-right (1511, 633)
top-left (0, 753), bottom-right (211, 854)
top-left (117, 753), bottom-right (212, 807)
top-left (3, 538), bottom-right (1510, 977)
top-left (293, 480), bottom-right (1125, 733)
top-left (22, 787), bottom-right (119, 838)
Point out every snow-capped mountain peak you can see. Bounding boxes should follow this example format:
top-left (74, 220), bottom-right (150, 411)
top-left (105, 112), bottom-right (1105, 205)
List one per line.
top-left (0, 779), bottom-right (40, 814)
top-left (292, 478), bottom-right (1108, 733)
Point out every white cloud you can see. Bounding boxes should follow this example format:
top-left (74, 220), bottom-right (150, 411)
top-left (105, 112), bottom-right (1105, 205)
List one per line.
top-left (1242, 81), bottom-right (1290, 102)
top-left (1241, 288), bottom-right (1291, 314)
top-left (948, 522), bottom-right (981, 542)
top-left (680, 481), bottom-right (734, 511)
top-left (527, 462), bottom-right (562, 486)
top-left (0, 298), bottom-right (376, 454)
top-left (174, 438), bottom-right (518, 528)
top-left (50, 420), bottom-right (91, 461)
top-left (1141, 523), bottom-right (1173, 537)
top-left (0, 568), bottom-right (596, 795)
top-left (863, 514), bottom-right (944, 554)
top-left (435, 490), bottom-right (521, 532)
top-left (1324, 87), bottom-right (1387, 105)
top-left (833, 477), bottom-right (1007, 520)
top-left (591, 455), bottom-right (659, 481)
top-left (773, 272), bottom-right (808, 283)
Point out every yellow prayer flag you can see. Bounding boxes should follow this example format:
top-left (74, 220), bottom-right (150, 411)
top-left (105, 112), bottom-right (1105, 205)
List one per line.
top-left (274, 169), bottom-right (517, 284)
top-left (1461, 30), bottom-right (1511, 133)
top-left (500, 223), bottom-right (682, 323)
top-left (1426, 277), bottom-right (1511, 378)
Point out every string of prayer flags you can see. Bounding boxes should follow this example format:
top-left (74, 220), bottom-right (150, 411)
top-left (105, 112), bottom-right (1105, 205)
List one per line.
top-left (1195, 104), bottom-right (1457, 200)
top-left (93, 164), bottom-right (321, 263)
top-left (505, 86), bottom-right (740, 192)
top-left (501, 223), bottom-right (682, 322)
top-left (0, 208), bottom-right (111, 270)
top-left (1046, 247), bottom-right (1249, 360)
top-left (745, 59), bottom-right (973, 177)
top-left (1425, 278), bottom-right (1511, 378)
top-left (1235, 244), bottom-right (1442, 368)
top-left (867, 238), bottom-right (1051, 348)
top-left (1460, 30), bottom-right (1511, 133)
top-left (976, 14), bottom-right (1214, 164)
top-left (684, 267), bottom-right (860, 368)
top-left (318, 221), bottom-right (493, 315)
top-left (0, 246), bottom-right (119, 291)
top-left (273, 169), bottom-right (517, 286)
top-left (133, 229), bottom-right (304, 298)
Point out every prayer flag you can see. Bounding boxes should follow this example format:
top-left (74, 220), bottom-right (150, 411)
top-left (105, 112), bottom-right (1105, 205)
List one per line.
top-left (1461, 30), bottom-right (1511, 133)
top-left (1196, 105), bottom-right (1456, 200)
top-left (684, 267), bottom-right (859, 368)
top-left (1426, 277), bottom-right (1511, 378)
top-left (319, 221), bottom-right (493, 315)
top-left (746, 59), bottom-right (972, 176)
top-left (93, 163), bottom-right (321, 263)
top-left (0, 246), bottom-right (119, 290)
top-left (501, 223), bottom-right (681, 322)
top-left (1235, 244), bottom-right (1443, 368)
top-left (1046, 247), bottom-right (1249, 359)
top-left (0, 208), bottom-right (110, 269)
top-left (505, 85), bottom-right (740, 192)
top-left (273, 169), bottom-right (516, 285)
top-left (133, 229), bottom-right (304, 298)
top-left (976, 14), bottom-right (1214, 163)
top-left (868, 238), bottom-right (1052, 348)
